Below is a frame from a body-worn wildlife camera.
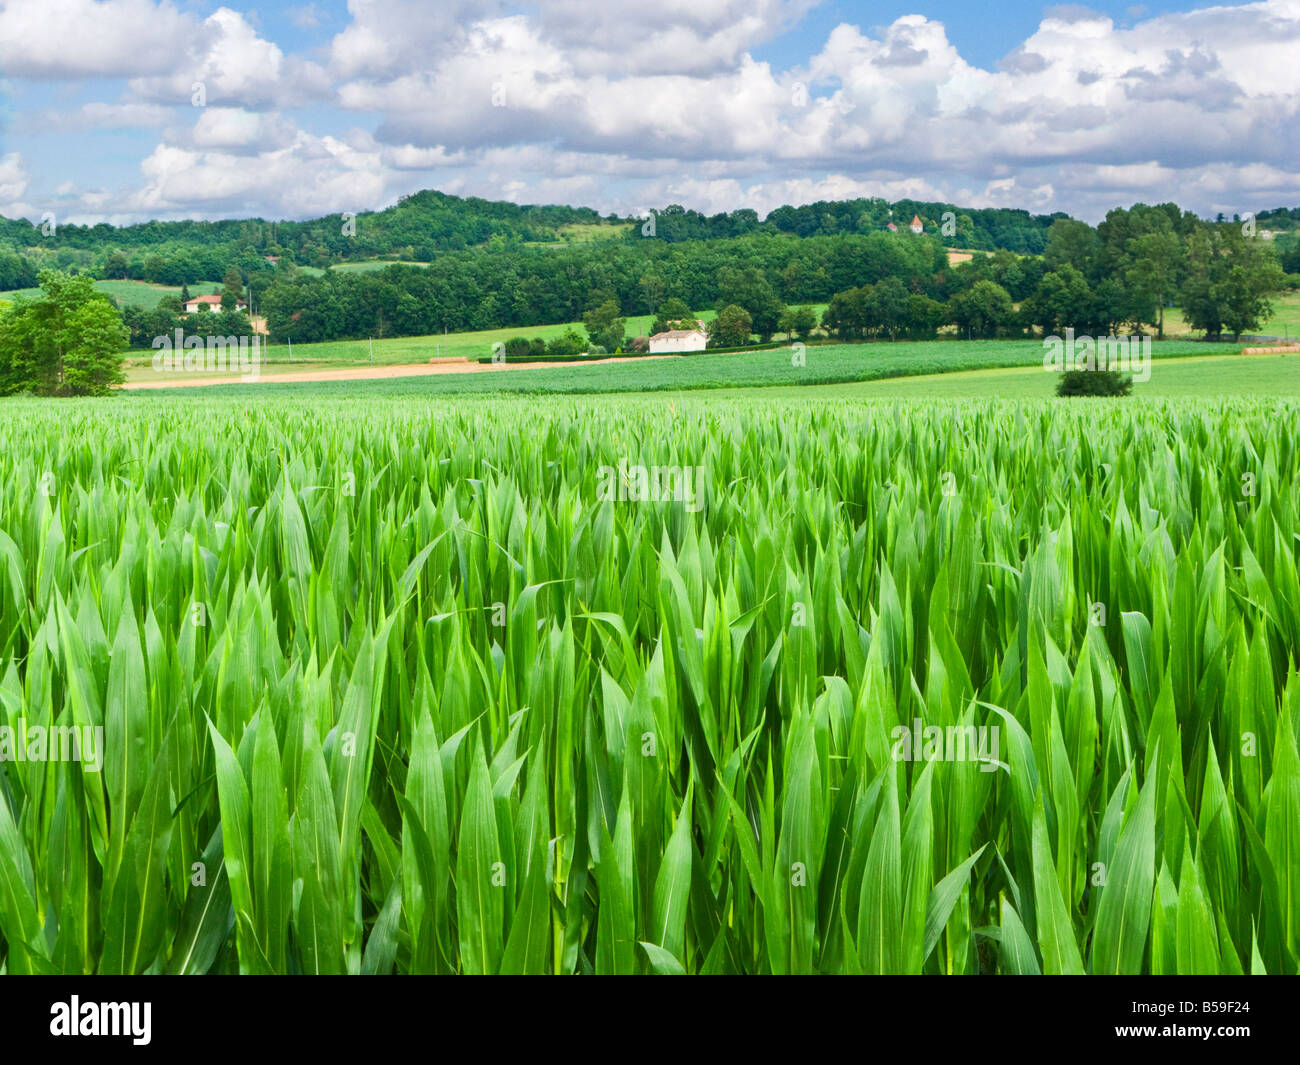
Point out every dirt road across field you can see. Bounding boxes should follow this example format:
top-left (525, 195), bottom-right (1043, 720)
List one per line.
top-left (123, 355), bottom-right (681, 390)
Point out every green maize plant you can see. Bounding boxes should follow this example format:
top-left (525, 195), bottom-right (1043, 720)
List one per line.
top-left (0, 393), bottom-right (1297, 975)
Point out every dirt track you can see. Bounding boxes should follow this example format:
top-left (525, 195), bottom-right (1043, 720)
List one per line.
top-left (123, 355), bottom-right (681, 390)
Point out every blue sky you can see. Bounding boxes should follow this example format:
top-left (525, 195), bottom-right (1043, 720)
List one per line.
top-left (752, 1), bottom-right (1239, 68)
top-left (0, 0), bottom-right (1295, 225)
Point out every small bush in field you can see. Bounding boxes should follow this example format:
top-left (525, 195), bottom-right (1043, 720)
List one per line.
top-left (1057, 369), bottom-right (1132, 396)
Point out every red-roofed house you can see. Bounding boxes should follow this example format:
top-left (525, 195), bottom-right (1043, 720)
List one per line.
top-left (183, 293), bottom-right (246, 313)
top-left (909, 215), bottom-right (923, 234)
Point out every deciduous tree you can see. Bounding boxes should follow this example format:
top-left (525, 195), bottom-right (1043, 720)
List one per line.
top-left (0, 270), bottom-right (127, 395)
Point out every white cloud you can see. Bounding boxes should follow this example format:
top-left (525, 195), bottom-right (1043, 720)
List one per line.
top-left (329, 0), bottom-right (497, 79)
top-left (289, 3), bottom-right (324, 29)
top-left (0, 2), bottom-right (329, 105)
top-left (326, 0), bottom-right (813, 80)
top-left (5, 0), bottom-right (1300, 222)
top-left (629, 173), bottom-right (952, 218)
top-left (0, 152), bottom-right (34, 218)
top-left (125, 7), bottom-right (330, 108)
top-left (129, 126), bottom-right (392, 219)
top-left (0, 0), bottom-right (192, 78)
top-left (529, 0), bottom-right (817, 75)
top-left (382, 144), bottom-right (470, 169)
top-left (30, 101), bottom-right (174, 131)
top-left (0, 153), bottom-right (30, 202)
top-left (189, 108), bottom-right (297, 150)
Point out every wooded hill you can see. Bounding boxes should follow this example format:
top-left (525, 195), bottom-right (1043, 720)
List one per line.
top-left (0, 189), bottom-right (1066, 288)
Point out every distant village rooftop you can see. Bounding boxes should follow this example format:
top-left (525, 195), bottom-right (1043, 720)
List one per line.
top-left (184, 293), bottom-right (245, 311)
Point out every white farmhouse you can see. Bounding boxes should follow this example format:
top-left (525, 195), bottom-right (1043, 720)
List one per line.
top-left (648, 328), bottom-right (708, 354)
top-left (183, 294), bottom-right (246, 313)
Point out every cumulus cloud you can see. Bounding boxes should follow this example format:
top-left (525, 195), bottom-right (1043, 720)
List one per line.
top-left (130, 127), bottom-right (391, 219)
top-left (0, 153), bottom-right (30, 204)
top-left (127, 8), bottom-right (331, 109)
top-left (0, 0), bottom-right (193, 78)
top-left (0, 1), bottom-right (330, 107)
top-left (5, 0), bottom-right (1300, 223)
top-left (632, 172), bottom-right (952, 218)
top-left (0, 153), bottom-right (37, 219)
top-left (188, 108), bottom-right (301, 151)
top-left (329, 0), bottom-right (498, 79)
top-left (327, 0), bottom-right (814, 79)
top-left (529, 0), bottom-right (817, 75)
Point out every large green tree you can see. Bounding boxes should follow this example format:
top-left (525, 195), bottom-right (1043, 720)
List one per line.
top-left (716, 267), bottom-right (785, 341)
top-left (0, 270), bottom-right (127, 395)
top-left (947, 280), bottom-right (1016, 339)
top-left (822, 286), bottom-right (870, 340)
top-left (582, 299), bottom-right (626, 351)
top-left (221, 265), bottom-right (245, 312)
top-left (867, 276), bottom-right (910, 340)
top-left (1025, 265), bottom-right (1095, 336)
top-left (1044, 219), bottom-right (1102, 281)
top-left (903, 293), bottom-right (947, 339)
top-left (650, 297), bottom-right (698, 335)
top-left (1179, 225), bottom-right (1285, 339)
top-left (707, 304), bottom-right (753, 347)
top-left (1126, 231), bottom-right (1182, 337)
top-left (778, 305), bottom-right (817, 339)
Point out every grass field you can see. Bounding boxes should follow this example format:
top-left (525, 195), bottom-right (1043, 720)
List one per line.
top-left (0, 278), bottom-right (223, 309)
top-left (1165, 290), bottom-right (1300, 338)
top-left (0, 393), bottom-right (1296, 975)
top-left (523, 222), bottom-right (635, 246)
top-left (214, 262), bottom-right (428, 279)
top-left (557, 222), bottom-right (634, 242)
top-left (121, 308), bottom-right (732, 378)
top-left (720, 352), bottom-right (1300, 401)
top-left (119, 302), bottom-right (838, 380)
top-left (125, 337), bottom-right (1235, 396)
top-left (328, 260), bottom-right (432, 274)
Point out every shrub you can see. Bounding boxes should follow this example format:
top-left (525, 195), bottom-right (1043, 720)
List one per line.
top-left (546, 329), bottom-right (586, 357)
top-left (504, 336), bottom-right (531, 358)
top-left (1057, 369), bottom-right (1133, 396)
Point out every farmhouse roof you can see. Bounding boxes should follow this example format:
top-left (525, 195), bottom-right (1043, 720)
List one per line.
top-left (186, 294), bottom-right (233, 305)
top-left (911, 215), bottom-right (922, 225)
top-left (650, 328), bottom-right (707, 339)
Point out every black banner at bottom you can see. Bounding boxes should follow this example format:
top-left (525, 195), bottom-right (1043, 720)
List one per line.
top-left (0, 975), bottom-right (1283, 1053)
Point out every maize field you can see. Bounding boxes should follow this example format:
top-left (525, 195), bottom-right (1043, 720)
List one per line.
top-left (0, 394), bottom-right (1297, 975)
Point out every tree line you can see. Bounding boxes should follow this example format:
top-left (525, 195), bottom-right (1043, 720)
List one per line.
top-left (825, 209), bottom-right (1286, 341)
top-left (0, 201), bottom-right (1292, 394)
top-left (0, 189), bottom-right (1080, 290)
top-left (258, 205), bottom-right (1290, 345)
top-left (258, 231), bottom-right (950, 342)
